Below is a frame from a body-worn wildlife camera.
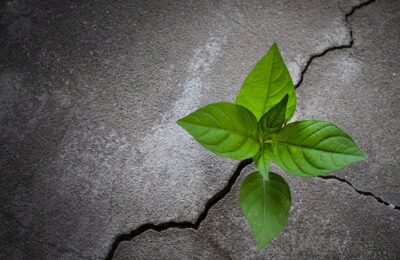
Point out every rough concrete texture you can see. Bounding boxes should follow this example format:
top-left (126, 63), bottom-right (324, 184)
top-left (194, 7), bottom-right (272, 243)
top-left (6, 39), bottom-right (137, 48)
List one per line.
top-left (295, 0), bottom-right (400, 205)
top-left (114, 166), bottom-right (400, 259)
top-left (1, 0), bottom-right (399, 259)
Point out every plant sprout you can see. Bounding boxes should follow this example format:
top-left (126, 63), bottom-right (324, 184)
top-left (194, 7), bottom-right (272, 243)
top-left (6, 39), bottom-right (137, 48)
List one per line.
top-left (177, 43), bottom-right (367, 249)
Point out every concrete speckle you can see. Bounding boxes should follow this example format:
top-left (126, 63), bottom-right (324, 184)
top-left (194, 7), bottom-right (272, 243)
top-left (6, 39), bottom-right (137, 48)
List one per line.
top-left (296, 0), bottom-right (400, 205)
top-left (1, 0), bottom-right (398, 259)
top-left (114, 166), bottom-right (400, 259)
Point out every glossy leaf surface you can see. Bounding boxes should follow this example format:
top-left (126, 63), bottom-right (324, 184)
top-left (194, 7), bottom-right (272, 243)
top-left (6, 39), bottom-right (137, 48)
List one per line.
top-left (272, 120), bottom-right (367, 176)
top-left (240, 172), bottom-right (291, 250)
top-left (236, 43), bottom-right (296, 121)
top-left (258, 94), bottom-right (288, 137)
top-left (253, 144), bottom-right (272, 180)
top-left (177, 102), bottom-right (259, 160)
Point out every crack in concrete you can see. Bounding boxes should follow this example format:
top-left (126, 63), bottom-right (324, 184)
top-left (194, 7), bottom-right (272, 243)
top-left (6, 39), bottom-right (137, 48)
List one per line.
top-left (293, 0), bottom-right (399, 210)
top-left (293, 0), bottom-right (399, 211)
top-left (105, 159), bottom-right (252, 260)
top-left (294, 0), bottom-right (399, 210)
top-left (106, 0), bottom-right (384, 258)
top-left (295, 0), bottom-right (376, 89)
top-left (318, 175), bottom-right (400, 210)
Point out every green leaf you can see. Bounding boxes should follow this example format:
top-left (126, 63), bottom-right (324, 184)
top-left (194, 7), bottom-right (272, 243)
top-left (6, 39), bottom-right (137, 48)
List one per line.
top-left (236, 43), bottom-right (296, 121)
top-left (253, 144), bottom-right (272, 180)
top-left (258, 94), bottom-right (288, 137)
top-left (271, 120), bottom-right (368, 176)
top-left (177, 102), bottom-right (260, 160)
top-left (240, 171), bottom-right (291, 250)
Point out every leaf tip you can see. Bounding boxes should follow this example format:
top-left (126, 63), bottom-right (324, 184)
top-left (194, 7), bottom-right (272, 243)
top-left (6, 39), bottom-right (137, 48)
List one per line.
top-left (355, 145), bottom-right (368, 161)
top-left (360, 150), bottom-right (368, 161)
top-left (270, 42), bottom-right (282, 54)
top-left (283, 93), bottom-right (289, 101)
top-left (176, 117), bottom-right (185, 127)
top-left (256, 242), bottom-right (267, 251)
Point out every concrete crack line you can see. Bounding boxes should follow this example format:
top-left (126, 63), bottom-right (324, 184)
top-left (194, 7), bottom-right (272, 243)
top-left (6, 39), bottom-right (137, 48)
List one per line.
top-left (106, 1), bottom-right (380, 258)
top-left (294, 0), bottom-right (399, 211)
top-left (105, 159), bottom-right (252, 260)
top-left (318, 175), bottom-right (400, 210)
top-left (295, 0), bottom-right (376, 89)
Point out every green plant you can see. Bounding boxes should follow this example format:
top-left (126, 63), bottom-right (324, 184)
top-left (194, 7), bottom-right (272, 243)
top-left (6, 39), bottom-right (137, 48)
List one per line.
top-left (176, 43), bottom-right (367, 250)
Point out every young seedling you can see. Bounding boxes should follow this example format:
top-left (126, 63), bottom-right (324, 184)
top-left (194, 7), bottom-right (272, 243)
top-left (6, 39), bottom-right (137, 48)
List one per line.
top-left (176, 43), bottom-right (367, 250)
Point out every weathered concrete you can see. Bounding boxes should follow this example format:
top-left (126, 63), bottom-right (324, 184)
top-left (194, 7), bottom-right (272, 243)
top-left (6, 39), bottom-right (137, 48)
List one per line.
top-left (114, 166), bottom-right (400, 259)
top-left (114, 0), bottom-right (400, 259)
top-left (296, 0), bottom-right (400, 205)
top-left (1, 0), bottom-right (398, 259)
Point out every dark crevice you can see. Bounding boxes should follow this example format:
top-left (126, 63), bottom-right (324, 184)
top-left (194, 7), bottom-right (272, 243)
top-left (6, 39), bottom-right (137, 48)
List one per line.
top-left (318, 175), bottom-right (400, 210)
top-left (294, 0), bottom-right (398, 209)
top-left (106, 0), bottom-right (380, 259)
top-left (295, 0), bottom-right (376, 89)
top-left (105, 159), bottom-right (252, 260)
top-left (296, 0), bottom-right (399, 211)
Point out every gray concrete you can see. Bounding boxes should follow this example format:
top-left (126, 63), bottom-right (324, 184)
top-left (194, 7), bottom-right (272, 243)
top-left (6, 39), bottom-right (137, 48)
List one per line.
top-left (295, 0), bottom-right (400, 205)
top-left (114, 166), bottom-right (400, 259)
top-left (0, 0), bottom-right (399, 259)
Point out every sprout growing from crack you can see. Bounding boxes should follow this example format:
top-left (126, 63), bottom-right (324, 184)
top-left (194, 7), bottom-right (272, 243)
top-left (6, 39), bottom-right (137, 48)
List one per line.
top-left (177, 43), bottom-right (367, 249)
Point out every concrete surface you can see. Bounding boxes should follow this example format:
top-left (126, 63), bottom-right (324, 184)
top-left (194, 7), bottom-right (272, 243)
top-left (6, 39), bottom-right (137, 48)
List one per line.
top-left (0, 0), bottom-right (399, 259)
top-left (114, 166), bottom-right (400, 259)
top-left (295, 0), bottom-right (400, 206)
